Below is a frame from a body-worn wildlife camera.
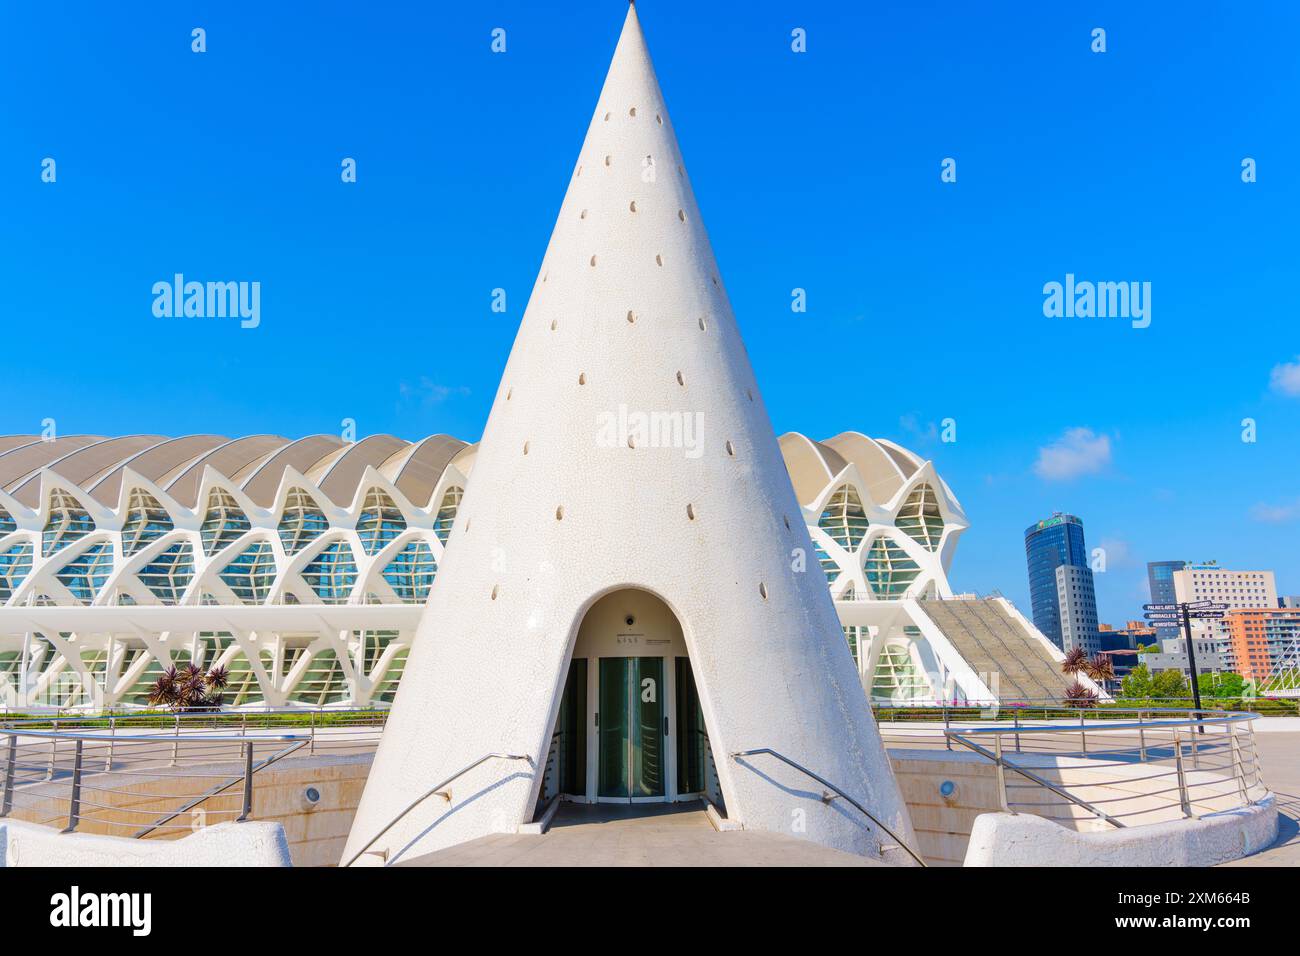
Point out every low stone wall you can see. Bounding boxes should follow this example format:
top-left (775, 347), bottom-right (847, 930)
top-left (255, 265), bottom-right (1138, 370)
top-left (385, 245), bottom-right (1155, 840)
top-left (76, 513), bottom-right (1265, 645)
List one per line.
top-left (965, 798), bottom-right (1278, 866)
top-left (0, 819), bottom-right (291, 867)
top-left (888, 749), bottom-right (1003, 865)
top-left (887, 747), bottom-right (1275, 867)
top-left (5, 752), bottom-right (373, 867)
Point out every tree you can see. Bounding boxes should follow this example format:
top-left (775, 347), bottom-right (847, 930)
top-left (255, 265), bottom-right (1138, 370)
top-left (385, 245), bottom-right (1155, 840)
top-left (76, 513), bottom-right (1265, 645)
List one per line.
top-left (1151, 668), bottom-right (1190, 701)
top-left (1121, 664), bottom-right (1153, 699)
top-left (147, 662), bottom-right (229, 712)
top-left (1062, 646), bottom-right (1087, 676)
top-left (1198, 671), bottom-right (1246, 699)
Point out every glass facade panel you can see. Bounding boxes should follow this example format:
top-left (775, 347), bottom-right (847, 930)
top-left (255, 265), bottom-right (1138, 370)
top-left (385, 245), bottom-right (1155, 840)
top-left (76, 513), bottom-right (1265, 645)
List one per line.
top-left (432, 486), bottom-right (462, 543)
top-left (42, 490), bottom-right (95, 557)
top-left (121, 489), bottom-right (173, 556)
top-left (136, 542), bottom-right (195, 605)
top-left (895, 483), bottom-right (944, 552)
top-left (55, 543), bottom-right (113, 604)
top-left (864, 536), bottom-right (921, 598)
top-left (200, 488), bottom-right (251, 556)
top-left (0, 542), bottom-right (34, 602)
top-left (381, 540), bottom-right (437, 603)
top-left (301, 541), bottom-right (358, 604)
top-left (818, 484), bottom-right (870, 551)
top-left (356, 488), bottom-right (406, 555)
top-left (218, 541), bottom-right (276, 604)
top-left (278, 488), bottom-right (328, 555)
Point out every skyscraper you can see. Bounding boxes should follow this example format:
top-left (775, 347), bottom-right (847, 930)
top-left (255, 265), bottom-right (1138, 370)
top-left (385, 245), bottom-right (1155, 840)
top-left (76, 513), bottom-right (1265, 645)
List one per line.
top-left (1147, 560), bottom-right (1186, 641)
top-left (1024, 513), bottom-right (1099, 653)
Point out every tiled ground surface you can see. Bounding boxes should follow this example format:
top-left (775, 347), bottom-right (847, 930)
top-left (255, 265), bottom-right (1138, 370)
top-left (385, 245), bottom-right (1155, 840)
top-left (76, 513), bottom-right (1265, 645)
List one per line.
top-left (1223, 730), bottom-right (1300, 866)
top-left (398, 801), bottom-right (886, 867)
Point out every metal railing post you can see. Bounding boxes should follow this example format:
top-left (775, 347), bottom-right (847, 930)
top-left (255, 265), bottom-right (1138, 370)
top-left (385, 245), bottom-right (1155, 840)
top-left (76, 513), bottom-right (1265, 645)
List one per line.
top-left (237, 741), bottom-right (254, 822)
top-left (1138, 710), bottom-right (1147, 762)
top-left (46, 718), bottom-right (58, 781)
top-left (1172, 727), bottom-right (1192, 817)
top-left (105, 715), bottom-right (116, 772)
top-left (943, 705), bottom-right (951, 751)
top-left (62, 738), bottom-right (83, 833)
top-left (170, 713), bottom-right (180, 766)
top-left (1190, 718), bottom-right (1199, 769)
top-left (1080, 712), bottom-right (1087, 755)
top-left (1229, 723), bottom-right (1249, 805)
top-left (994, 734), bottom-right (1010, 812)
top-left (1, 735), bottom-right (16, 816)
top-left (310, 710), bottom-right (316, 756)
top-left (1013, 711), bottom-right (1021, 753)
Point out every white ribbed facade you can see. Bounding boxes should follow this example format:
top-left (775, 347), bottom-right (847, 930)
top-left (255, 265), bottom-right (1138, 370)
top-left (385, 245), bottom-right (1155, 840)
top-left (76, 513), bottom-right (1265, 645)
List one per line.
top-left (0, 434), bottom-right (472, 710)
top-left (0, 428), bottom-right (970, 713)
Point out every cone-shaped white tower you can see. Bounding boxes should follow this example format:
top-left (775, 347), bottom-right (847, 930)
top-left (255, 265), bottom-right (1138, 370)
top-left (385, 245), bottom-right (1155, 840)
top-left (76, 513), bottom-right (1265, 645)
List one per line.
top-left (343, 4), bottom-right (915, 865)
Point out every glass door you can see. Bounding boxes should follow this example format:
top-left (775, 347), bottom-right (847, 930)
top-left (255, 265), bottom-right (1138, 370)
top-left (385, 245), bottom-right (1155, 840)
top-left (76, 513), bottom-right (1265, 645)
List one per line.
top-left (675, 657), bottom-right (707, 795)
top-left (598, 657), bottom-right (665, 800)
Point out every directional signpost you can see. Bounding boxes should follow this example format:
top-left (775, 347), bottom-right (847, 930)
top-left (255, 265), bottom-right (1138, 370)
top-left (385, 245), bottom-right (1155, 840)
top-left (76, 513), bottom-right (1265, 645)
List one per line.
top-left (1141, 601), bottom-right (1230, 734)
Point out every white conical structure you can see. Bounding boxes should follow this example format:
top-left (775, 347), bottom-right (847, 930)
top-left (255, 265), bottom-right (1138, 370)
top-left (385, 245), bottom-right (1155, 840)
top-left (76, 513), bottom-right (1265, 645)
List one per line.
top-left (343, 4), bottom-right (915, 865)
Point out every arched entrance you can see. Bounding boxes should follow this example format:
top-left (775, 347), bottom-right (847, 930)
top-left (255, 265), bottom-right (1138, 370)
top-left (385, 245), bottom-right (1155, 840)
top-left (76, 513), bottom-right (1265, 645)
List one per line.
top-left (551, 588), bottom-right (713, 804)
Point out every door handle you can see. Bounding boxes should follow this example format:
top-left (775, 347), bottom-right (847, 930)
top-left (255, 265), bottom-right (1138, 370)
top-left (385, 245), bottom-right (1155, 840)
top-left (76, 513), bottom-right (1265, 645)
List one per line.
top-left (664, 716), bottom-right (669, 735)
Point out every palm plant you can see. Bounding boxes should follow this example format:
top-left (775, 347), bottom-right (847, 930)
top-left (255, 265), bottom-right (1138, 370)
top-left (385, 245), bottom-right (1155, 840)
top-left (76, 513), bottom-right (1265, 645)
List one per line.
top-left (1061, 646), bottom-right (1087, 676)
top-left (1064, 680), bottom-right (1099, 709)
top-left (1085, 653), bottom-right (1115, 688)
top-left (147, 663), bottom-right (230, 712)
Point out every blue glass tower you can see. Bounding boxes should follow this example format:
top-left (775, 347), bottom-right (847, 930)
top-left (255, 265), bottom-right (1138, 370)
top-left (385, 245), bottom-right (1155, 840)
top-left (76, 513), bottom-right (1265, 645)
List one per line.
top-left (1146, 560), bottom-right (1187, 641)
top-left (1024, 513), bottom-right (1093, 651)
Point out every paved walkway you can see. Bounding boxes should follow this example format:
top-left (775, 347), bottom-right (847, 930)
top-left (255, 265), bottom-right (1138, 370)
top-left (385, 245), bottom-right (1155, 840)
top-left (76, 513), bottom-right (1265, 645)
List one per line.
top-left (398, 801), bottom-right (886, 867)
top-left (1223, 731), bottom-right (1300, 866)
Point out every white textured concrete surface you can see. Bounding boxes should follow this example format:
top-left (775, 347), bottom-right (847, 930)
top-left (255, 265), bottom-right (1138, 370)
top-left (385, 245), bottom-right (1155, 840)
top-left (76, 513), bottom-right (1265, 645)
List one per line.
top-left (344, 5), bottom-right (912, 867)
top-left (964, 797), bottom-right (1278, 867)
top-left (398, 803), bottom-right (887, 867)
top-left (0, 820), bottom-right (292, 867)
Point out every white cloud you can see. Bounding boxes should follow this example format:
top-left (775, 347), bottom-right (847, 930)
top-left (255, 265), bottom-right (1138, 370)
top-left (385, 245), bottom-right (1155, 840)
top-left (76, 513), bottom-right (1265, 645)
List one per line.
top-left (1250, 500), bottom-right (1300, 524)
top-left (398, 377), bottom-right (470, 410)
top-left (1097, 537), bottom-right (1134, 569)
top-left (1033, 427), bottom-right (1112, 481)
top-left (898, 413), bottom-right (938, 444)
top-left (1270, 357), bottom-right (1300, 397)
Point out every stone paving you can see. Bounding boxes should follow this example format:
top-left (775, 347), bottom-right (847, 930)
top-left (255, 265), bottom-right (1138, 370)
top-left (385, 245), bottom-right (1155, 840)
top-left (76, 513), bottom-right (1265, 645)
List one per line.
top-left (398, 801), bottom-right (886, 867)
top-left (1222, 730), bottom-right (1300, 866)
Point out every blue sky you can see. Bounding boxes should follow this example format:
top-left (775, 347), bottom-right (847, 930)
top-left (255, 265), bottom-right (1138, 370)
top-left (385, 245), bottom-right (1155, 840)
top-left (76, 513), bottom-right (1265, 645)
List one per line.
top-left (2, 1), bottom-right (1297, 623)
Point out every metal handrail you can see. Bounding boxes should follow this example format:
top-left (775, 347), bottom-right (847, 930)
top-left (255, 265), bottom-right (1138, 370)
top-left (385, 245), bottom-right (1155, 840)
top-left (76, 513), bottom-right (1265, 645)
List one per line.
top-left (946, 731), bottom-right (1126, 827)
top-left (937, 709), bottom-right (1260, 735)
top-left (132, 736), bottom-right (308, 837)
top-left (341, 752), bottom-right (533, 868)
top-left (943, 709), bottom-right (1263, 827)
top-left (730, 747), bottom-right (927, 867)
top-left (0, 727), bottom-right (306, 835)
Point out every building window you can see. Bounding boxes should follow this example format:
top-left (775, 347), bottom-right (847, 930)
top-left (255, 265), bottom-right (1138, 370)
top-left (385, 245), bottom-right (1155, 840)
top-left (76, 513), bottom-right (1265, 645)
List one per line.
top-left (136, 542), bottom-right (195, 605)
top-left (278, 488), bottom-right (328, 555)
top-left (381, 540), bottom-right (437, 604)
top-left (301, 541), bottom-right (358, 604)
top-left (55, 543), bottom-right (114, 604)
top-left (895, 483), bottom-right (944, 552)
top-left (0, 542), bottom-right (33, 603)
top-left (200, 488), bottom-right (251, 556)
top-left (218, 540), bottom-right (276, 604)
top-left (819, 484), bottom-right (870, 551)
top-left (432, 486), bottom-right (463, 543)
top-left (42, 490), bottom-right (95, 557)
top-left (121, 489), bottom-right (174, 556)
top-left (356, 488), bottom-right (406, 555)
